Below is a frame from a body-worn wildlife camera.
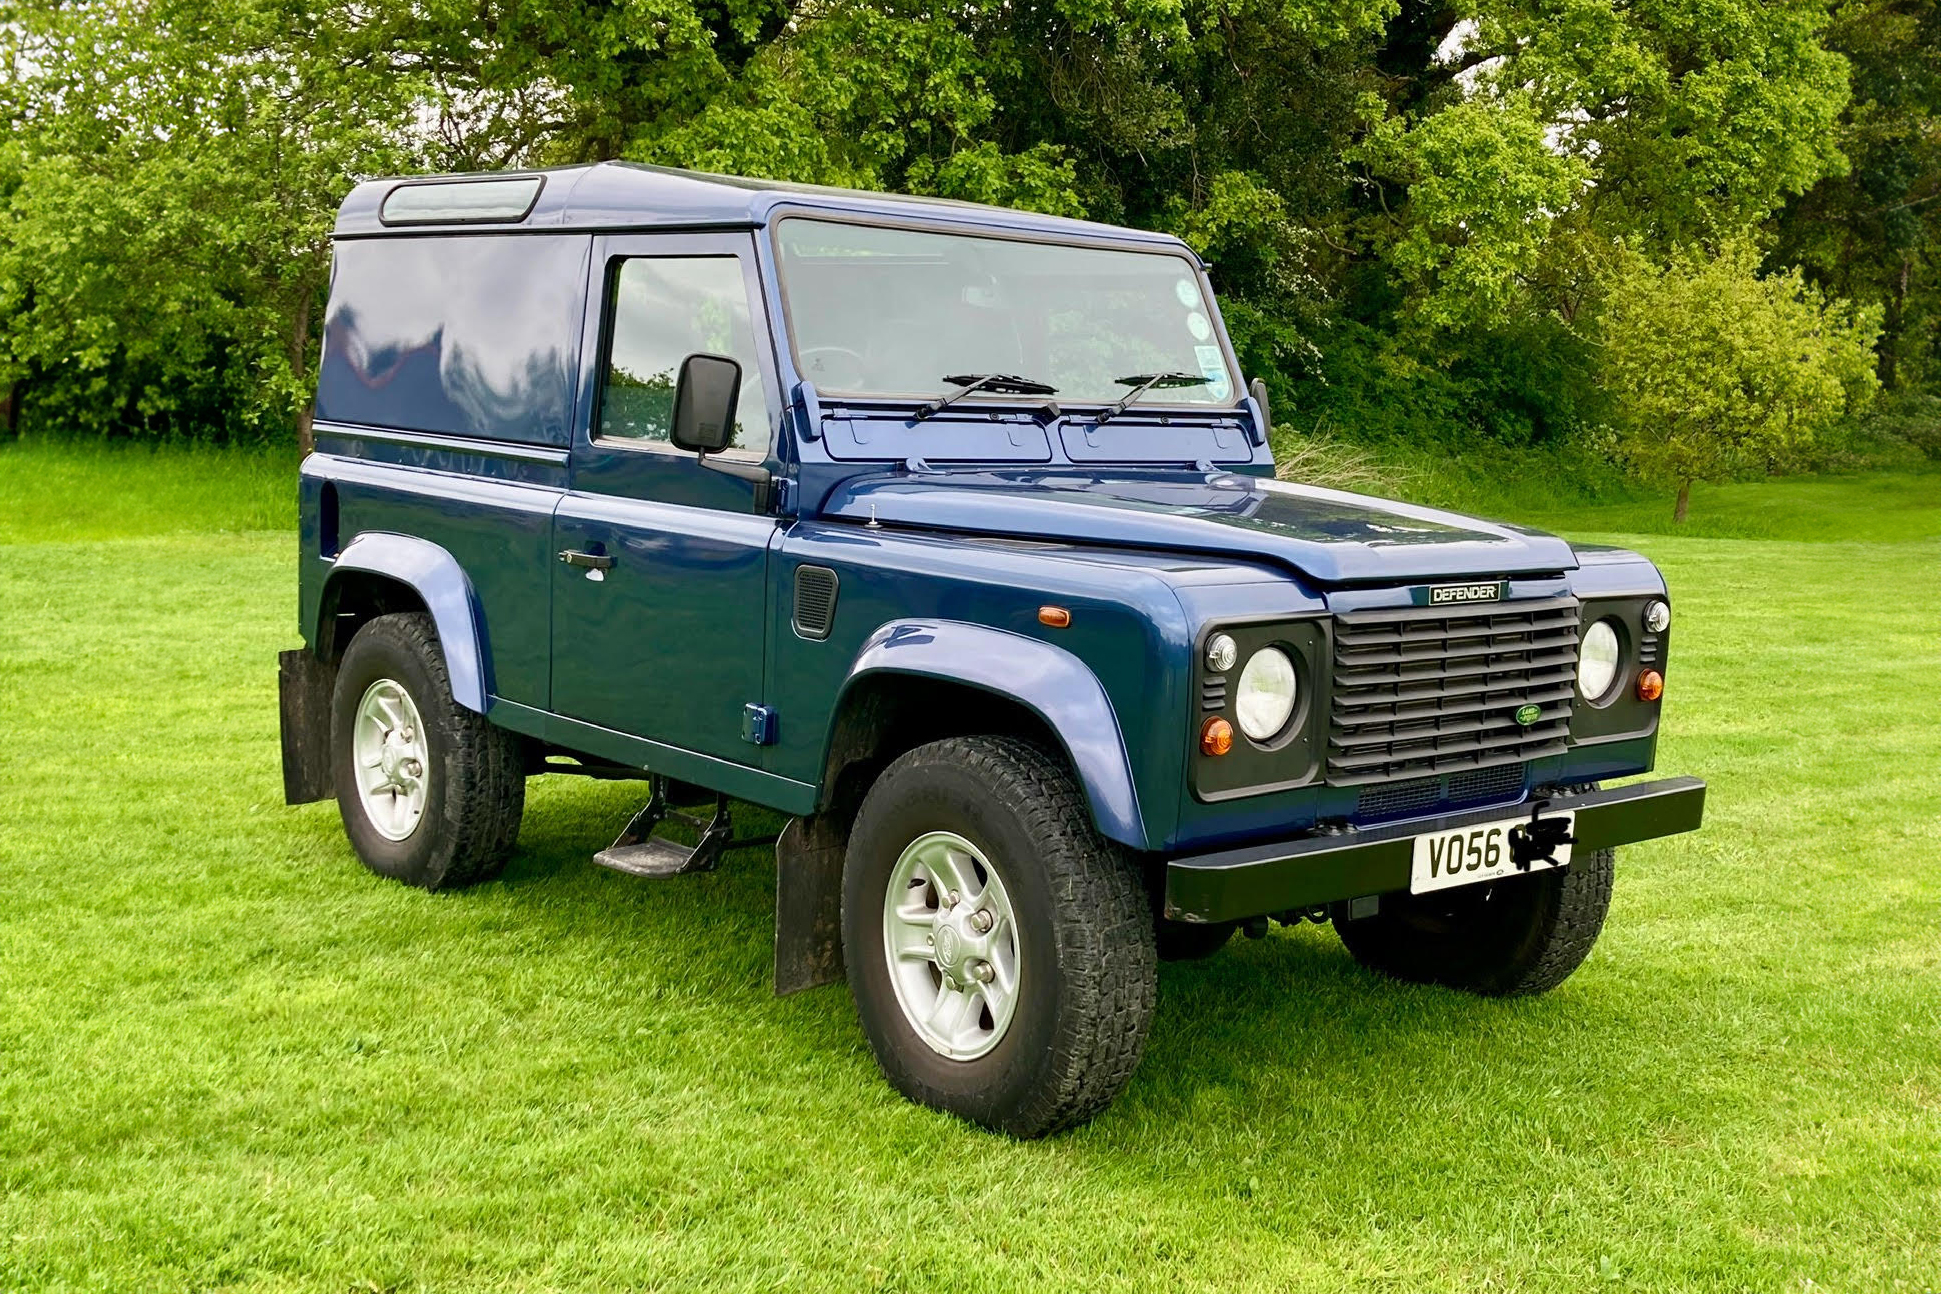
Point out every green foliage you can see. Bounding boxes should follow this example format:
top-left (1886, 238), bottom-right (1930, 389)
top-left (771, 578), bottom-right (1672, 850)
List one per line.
top-left (0, 0), bottom-right (1921, 476)
top-left (1598, 240), bottom-right (1882, 518)
top-left (1771, 0), bottom-right (1941, 392)
top-left (0, 0), bottom-right (421, 441)
top-left (1352, 94), bottom-right (1588, 329)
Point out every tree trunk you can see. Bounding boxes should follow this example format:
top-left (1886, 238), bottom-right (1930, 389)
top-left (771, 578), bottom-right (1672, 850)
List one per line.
top-left (1674, 480), bottom-right (1692, 524)
top-left (0, 382), bottom-right (14, 439)
top-left (1880, 256), bottom-right (1912, 390)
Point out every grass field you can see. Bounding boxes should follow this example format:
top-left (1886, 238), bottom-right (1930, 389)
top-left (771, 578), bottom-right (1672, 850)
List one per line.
top-left (0, 440), bottom-right (1936, 1291)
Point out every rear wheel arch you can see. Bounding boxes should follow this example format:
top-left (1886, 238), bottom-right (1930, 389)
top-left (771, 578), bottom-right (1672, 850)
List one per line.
top-left (315, 534), bottom-right (490, 712)
top-left (317, 569), bottom-right (427, 664)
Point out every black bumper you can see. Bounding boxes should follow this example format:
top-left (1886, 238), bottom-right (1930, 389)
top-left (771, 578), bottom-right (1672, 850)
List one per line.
top-left (1164, 776), bottom-right (1706, 924)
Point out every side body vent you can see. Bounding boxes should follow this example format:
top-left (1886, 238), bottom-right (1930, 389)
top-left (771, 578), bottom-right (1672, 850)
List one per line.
top-left (793, 565), bottom-right (840, 640)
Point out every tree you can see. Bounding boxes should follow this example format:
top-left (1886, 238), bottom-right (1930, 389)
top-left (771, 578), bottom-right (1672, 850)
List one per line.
top-left (1598, 241), bottom-right (1881, 521)
top-left (0, 0), bottom-right (423, 444)
top-left (1771, 0), bottom-right (1941, 391)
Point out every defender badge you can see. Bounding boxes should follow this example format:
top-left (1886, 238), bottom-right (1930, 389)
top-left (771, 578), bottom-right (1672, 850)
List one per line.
top-left (1415, 581), bottom-right (1505, 606)
top-left (1513, 703), bottom-right (1542, 726)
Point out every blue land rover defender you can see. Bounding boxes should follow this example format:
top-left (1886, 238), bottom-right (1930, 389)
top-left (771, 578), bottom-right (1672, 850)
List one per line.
top-left (280, 163), bottom-right (1706, 1136)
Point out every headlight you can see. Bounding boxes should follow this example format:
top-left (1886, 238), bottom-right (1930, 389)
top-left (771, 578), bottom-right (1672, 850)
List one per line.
top-left (1577, 619), bottom-right (1622, 701)
top-left (1235, 647), bottom-right (1298, 740)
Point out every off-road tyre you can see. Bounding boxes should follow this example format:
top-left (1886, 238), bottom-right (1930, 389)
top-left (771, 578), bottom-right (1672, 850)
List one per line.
top-left (1336, 848), bottom-right (1615, 997)
top-left (842, 736), bottom-right (1158, 1137)
top-left (1155, 917), bottom-right (1237, 961)
top-left (330, 612), bottom-right (525, 889)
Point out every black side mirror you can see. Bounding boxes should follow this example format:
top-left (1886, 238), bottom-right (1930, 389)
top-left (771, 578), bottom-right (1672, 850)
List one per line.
top-left (670, 353), bottom-right (742, 454)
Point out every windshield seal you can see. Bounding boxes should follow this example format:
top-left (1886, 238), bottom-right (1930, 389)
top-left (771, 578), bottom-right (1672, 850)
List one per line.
top-left (768, 212), bottom-right (1243, 412)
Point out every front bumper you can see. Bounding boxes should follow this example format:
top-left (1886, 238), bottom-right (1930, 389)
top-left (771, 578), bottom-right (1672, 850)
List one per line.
top-left (1164, 776), bottom-right (1706, 924)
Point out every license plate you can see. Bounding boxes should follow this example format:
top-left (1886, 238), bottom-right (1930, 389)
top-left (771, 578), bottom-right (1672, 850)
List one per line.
top-left (1409, 812), bottom-right (1575, 894)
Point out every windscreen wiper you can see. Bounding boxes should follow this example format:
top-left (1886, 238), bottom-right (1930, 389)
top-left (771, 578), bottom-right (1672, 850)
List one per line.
top-left (1095, 371), bottom-right (1209, 424)
top-left (915, 372), bottom-right (1059, 420)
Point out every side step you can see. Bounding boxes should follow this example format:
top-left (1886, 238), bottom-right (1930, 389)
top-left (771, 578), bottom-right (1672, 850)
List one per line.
top-left (591, 776), bottom-right (778, 879)
top-left (594, 836), bottom-right (718, 879)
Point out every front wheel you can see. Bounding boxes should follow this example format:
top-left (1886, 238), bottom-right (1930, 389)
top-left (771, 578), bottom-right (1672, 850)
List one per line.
top-left (1336, 848), bottom-right (1616, 997)
top-left (842, 737), bottom-right (1157, 1137)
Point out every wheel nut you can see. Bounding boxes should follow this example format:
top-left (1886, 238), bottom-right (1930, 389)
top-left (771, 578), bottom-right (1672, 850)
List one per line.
top-left (401, 727), bottom-right (414, 742)
top-left (969, 909), bottom-right (994, 934)
top-left (946, 890), bottom-right (960, 908)
top-left (972, 961), bottom-right (994, 983)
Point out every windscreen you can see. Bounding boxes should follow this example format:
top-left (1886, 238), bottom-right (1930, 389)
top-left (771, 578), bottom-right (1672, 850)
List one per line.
top-left (775, 218), bottom-right (1238, 408)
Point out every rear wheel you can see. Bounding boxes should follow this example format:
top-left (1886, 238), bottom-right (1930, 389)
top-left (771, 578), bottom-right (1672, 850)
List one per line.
top-left (1336, 848), bottom-right (1615, 996)
top-left (842, 736), bottom-right (1157, 1137)
top-left (330, 612), bottom-right (525, 890)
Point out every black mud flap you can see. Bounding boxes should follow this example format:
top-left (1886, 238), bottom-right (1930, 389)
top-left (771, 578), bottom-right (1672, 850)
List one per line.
top-left (279, 648), bottom-right (337, 805)
top-left (773, 815), bottom-right (846, 996)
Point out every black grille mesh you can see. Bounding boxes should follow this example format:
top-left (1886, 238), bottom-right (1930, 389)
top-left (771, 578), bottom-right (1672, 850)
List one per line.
top-left (793, 565), bottom-right (839, 640)
top-left (1328, 596), bottom-right (1580, 785)
top-left (1356, 762), bottom-right (1529, 821)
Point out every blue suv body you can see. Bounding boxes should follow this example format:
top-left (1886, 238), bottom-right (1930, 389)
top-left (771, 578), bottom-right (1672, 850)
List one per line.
top-left (280, 163), bottom-right (1705, 1136)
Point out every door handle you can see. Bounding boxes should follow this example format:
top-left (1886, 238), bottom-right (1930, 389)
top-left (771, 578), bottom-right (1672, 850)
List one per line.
top-left (558, 549), bottom-right (615, 571)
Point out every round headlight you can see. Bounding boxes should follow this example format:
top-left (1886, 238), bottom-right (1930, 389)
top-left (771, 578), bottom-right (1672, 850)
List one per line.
top-left (1578, 619), bottom-right (1622, 701)
top-left (1205, 632), bottom-right (1238, 673)
top-left (1644, 599), bottom-right (1671, 633)
top-left (1235, 647), bottom-right (1298, 741)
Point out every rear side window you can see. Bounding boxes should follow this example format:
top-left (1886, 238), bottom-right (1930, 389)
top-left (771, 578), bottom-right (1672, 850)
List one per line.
top-left (597, 257), bottom-right (771, 453)
top-left (316, 235), bottom-right (588, 445)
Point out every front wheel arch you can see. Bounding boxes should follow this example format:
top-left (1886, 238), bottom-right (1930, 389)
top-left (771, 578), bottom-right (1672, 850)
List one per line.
top-left (821, 621), bottom-right (1149, 851)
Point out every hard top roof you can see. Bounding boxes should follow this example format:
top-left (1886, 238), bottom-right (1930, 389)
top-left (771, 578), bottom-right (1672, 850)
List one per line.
top-left (335, 161), bottom-right (1191, 252)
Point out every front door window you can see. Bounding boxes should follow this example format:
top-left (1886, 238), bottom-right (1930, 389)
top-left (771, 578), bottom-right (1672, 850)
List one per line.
top-left (598, 256), bottom-right (772, 453)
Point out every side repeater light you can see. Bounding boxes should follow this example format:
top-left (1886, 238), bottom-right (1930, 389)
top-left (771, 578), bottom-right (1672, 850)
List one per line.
top-left (1038, 605), bottom-right (1072, 628)
top-left (1200, 716), bottom-right (1234, 756)
top-left (1637, 669), bottom-right (1665, 702)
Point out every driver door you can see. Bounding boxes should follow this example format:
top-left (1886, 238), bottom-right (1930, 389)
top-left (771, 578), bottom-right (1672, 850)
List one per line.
top-left (549, 232), bottom-right (782, 766)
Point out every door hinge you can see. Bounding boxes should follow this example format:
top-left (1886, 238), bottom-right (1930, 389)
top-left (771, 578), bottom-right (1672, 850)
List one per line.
top-left (742, 703), bottom-right (777, 746)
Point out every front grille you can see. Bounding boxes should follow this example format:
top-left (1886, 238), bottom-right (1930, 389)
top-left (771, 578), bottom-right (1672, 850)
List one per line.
top-left (1356, 762), bottom-right (1529, 821)
top-left (1328, 596), bottom-right (1580, 785)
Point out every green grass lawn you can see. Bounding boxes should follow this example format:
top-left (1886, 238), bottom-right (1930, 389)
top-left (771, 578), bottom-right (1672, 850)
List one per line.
top-left (1, 442), bottom-right (1936, 1291)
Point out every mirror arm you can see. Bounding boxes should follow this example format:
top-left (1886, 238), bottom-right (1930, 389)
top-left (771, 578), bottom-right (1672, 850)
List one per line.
top-left (695, 451), bottom-right (775, 511)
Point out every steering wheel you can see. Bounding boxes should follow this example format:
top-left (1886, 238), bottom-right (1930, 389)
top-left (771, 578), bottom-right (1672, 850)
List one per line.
top-left (799, 346), bottom-right (867, 390)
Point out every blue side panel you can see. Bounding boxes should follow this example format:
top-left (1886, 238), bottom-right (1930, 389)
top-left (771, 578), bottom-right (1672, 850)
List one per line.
top-left (768, 522), bottom-right (1198, 851)
top-left (846, 621), bottom-right (1145, 847)
top-left (317, 235), bottom-right (589, 446)
top-left (329, 533), bottom-right (491, 711)
top-left (303, 454), bottom-right (561, 709)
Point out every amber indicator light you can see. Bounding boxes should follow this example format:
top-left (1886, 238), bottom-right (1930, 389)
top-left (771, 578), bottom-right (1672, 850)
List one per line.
top-left (1200, 716), bottom-right (1234, 756)
top-left (1038, 605), bottom-right (1072, 628)
top-left (1636, 669), bottom-right (1664, 702)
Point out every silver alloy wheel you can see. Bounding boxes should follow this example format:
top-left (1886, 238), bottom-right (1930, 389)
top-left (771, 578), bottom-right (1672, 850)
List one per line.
top-left (882, 830), bottom-right (1022, 1061)
top-left (352, 678), bottom-right (429, 842)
